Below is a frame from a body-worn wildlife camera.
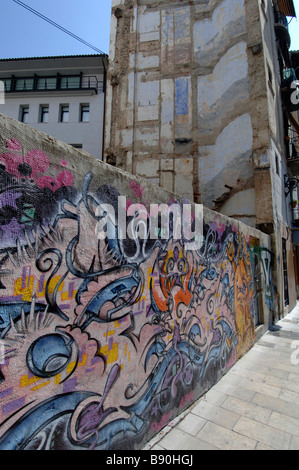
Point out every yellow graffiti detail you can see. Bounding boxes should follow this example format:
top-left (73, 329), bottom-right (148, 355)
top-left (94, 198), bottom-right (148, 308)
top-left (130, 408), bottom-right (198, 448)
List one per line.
top-left (14, 276), bottom-right (34, 302)
top-left (66, 354), bottom-right (87, 374)
top-left (48, 276), bottom-right (63, 295)
top-left (61, 285), bottom-right (77, 301)
top-left (37, 275), bottom-right (77, 301)
top-left (124, 344), bottom-right (131, 363)
top-left (55, 374), bottom-right (61, 385)
top-left (147, 267), bottom-right (153, 289)
top-left (20, 374), bottom-right (41, 388)
top-left (104, 330), bottom-right (115, 338)
top-left (61, 289), bottom-right (77, 301)
top-left (100, 343), bottom-right (118, 364)
top-left (31, 380), bottom-right (51, 391)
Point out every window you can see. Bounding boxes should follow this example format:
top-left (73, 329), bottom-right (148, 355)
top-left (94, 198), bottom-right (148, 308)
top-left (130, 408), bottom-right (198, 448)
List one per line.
top-left (275, 153), bottom-right (280, 175)
top-left (267, 63), bottom-right (275, 96)
top-left (80, 104), bottom-right (90, 122)
top-left (268, 65), bottom-right (273, 85)
top-left (40, 105), bottom-right (49, 123)
top-left (15, 78), bottom-right (34, 91)
top-left (70, 144), bottom-right (83, 149)
top-left (20, 105), bottom-right (29, 123)
top-left (37, 77), bottom-right (57, 90)
top-left (1, 79), bottom-right (11, 92)
top-left (60, 76), bottom-right (80, 89)
top-left (60, 105), bottom-right (70, 123)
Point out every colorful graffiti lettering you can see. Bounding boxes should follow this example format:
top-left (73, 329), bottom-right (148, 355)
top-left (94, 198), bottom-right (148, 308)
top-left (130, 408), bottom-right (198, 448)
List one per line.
top-left (0, 137), bottom-right (269, 450)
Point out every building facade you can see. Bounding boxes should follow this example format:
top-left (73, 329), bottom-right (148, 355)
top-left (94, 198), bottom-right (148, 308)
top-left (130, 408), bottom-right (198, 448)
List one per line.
top-left (104, 0), bottom-right (299, 321)
top-left (0, 54), bottom-right (108, 159)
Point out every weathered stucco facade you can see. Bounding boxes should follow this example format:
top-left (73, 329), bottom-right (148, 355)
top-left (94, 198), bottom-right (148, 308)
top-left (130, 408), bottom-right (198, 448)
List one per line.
top-left (104, 0), bottom-right (298, 319)
top-left (104, 0), bottom-right (267, 218)
top-left (0, 113), bottom-right (272, 449)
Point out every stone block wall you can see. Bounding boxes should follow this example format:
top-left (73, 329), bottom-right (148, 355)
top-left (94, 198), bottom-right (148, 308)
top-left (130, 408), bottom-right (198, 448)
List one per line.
top-left (105, 0), bottom-right (274, 228)
top-left (0, 114), bottom-right (271, 449)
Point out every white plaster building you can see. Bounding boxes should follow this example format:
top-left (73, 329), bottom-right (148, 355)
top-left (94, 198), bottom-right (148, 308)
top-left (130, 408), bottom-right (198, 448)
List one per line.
top-left (0, 54), bottom-right (108, 160)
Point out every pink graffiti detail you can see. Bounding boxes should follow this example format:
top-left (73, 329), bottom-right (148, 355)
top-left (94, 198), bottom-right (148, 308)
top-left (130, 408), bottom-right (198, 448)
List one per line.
top-left (150, 410), bottom-right (175, 433)
top-left (6, 138), bottom-right (22, 151)
top-left (129, 181), bottom-right (144, 199)
top-left (57, 170), bottom-right (74, 186)
top-left (179, 390), bottom-right (194, 409)
top-left (0, 139), bottom-right (73, 191)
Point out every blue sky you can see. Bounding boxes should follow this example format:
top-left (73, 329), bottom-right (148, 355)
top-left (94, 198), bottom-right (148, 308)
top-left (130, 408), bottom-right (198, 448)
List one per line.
top-left (0, 0), bottom-right (112, 58)
top-left (290, 0), bottom-right (299, 50)
top-left (0, 0), bottom-right (298, 58)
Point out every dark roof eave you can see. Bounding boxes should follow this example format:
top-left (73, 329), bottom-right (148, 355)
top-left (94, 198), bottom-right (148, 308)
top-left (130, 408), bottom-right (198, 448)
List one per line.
top-left (0, 53), bottom-right (108, 62)
top-left (277, 0), bottom-right (297, 17)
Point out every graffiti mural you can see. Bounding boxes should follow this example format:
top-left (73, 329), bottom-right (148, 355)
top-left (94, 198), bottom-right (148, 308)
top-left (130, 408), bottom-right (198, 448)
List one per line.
top-left (0, 137), bottom-right (268, 450)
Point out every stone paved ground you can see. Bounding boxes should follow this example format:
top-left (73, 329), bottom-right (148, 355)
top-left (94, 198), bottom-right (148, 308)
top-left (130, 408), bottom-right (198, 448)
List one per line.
top-left (143, 303), bottom-right (299, 451)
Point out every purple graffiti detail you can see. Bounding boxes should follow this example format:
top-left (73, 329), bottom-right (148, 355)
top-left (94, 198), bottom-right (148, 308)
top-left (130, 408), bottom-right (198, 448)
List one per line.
top-left (2, 397), bottom-right (25, 415)
top-left (76, 364), bottom-right (120, 450)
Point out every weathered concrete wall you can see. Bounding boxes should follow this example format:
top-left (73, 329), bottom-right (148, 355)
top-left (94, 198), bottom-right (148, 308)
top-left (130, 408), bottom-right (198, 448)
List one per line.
top-left (0, 113), bottom-right (272, 450)
top-left (104, 0), bottom-right (275, 228)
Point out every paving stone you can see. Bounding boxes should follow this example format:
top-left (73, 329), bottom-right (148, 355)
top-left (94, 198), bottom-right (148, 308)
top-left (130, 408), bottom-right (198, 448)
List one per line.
top-left (191, 401), bottom-right (240, 430)
top-left (233, 416), bottom-right (292, 450)
top-left (268, 411), bottom-right (299, 437)
top-left (212, 381), bottom-right (256, 402)
top-left (264, 374), bottom-right (299, 394)
top-left (279, 388), bottom-right (299, 405)
top-left (221, 396), bottom-right (272, 424)
top-left (253, 344), bottom-right (292, 360)
top-left (269, 330), bottom-right (299, 340)
top-left (227, 368), bottom-right (266, 383)
top-left (238, 350), bottom-right (299, 374)
top-left (158, 427), bottom-right (218, 450)
top-left (176, 413), bottom-right (206, 436)
top-left (290, 435), bottom-right (299, 450)
top-left (252, 392), bottom-right (299, 420)
top-left (203, 388), bottom-right (228, 406)
top-left (254, 365), bottom-right (291, 380)
top-left (196, 421), bottom-right (257, 450)
top-left (288, 372), bottom-right (299, 383)
top-left (255, 442), bottom-right (275, 450)
top-left (231, 376), bottom-right (281, 398)
top-left (151, 444), bottom-right (165, 450)
top-left (257, 340), bottom-right (275, 348)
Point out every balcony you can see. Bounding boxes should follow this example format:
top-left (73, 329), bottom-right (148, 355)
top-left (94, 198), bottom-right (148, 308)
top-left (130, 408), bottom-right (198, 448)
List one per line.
top-left (1, 74), bottom-right (103, 95)
top-left (285, 126), bottom-right (299, 176)
top-left (286, 151), bottom-right (299, 176)
top-left (289, 199), bottom-right (299, 228)
top-left (274, 9), bottom-right (291, 49)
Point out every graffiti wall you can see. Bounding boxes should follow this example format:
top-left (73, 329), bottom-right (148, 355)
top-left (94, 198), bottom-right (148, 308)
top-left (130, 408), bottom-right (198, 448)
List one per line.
top-left (0, 115), bottom-right (271, 450)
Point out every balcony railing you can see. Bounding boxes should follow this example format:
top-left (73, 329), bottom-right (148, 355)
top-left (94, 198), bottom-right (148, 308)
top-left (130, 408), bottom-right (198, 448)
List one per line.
top-left (274, 10), bottom-right (289, 29)
top-left (274, 8), bottom-right (291, 49)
